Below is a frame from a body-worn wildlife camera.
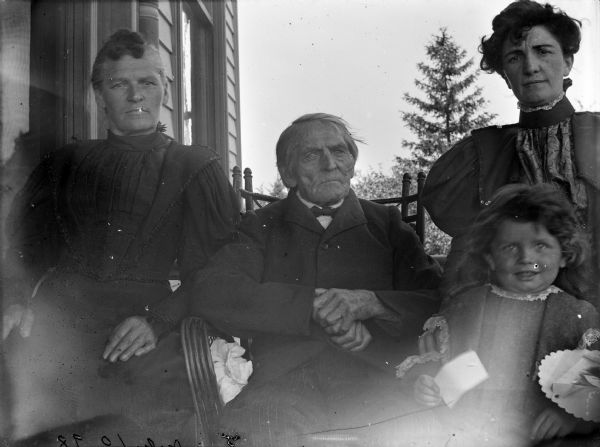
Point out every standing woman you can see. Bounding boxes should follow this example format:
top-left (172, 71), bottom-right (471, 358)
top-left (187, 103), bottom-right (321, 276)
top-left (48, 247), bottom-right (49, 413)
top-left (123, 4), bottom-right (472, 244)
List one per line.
top-left (2, 30), bottom-right (239, 444)
top-left (423, 0), bottom-right (599, 303)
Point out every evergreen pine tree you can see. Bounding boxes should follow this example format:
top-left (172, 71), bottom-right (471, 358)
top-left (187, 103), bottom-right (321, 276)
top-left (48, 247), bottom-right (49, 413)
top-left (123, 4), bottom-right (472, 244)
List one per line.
top-left (401, 28), bottom-right (496, 167)
top-left (269, 176), bottom-right (288, 199)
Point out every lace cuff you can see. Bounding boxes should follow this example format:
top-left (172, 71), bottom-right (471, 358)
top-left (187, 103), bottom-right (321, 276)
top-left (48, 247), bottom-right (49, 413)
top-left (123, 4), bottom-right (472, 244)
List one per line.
top-left (395, 316), bottom-right (449, 379)
top-left (578, 328), bottom-right (600, 350)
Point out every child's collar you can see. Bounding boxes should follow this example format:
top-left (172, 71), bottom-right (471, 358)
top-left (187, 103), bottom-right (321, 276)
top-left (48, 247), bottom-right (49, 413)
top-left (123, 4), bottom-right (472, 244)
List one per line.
top-left (488, 283), bottom-right (563, 302)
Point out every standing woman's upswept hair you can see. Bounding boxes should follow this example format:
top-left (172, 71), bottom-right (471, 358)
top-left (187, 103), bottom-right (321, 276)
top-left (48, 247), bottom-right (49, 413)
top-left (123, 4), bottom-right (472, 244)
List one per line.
top-left (479, 0), bottom-right (581, 78)
top-left (455, 183), bottom-right (590, 299)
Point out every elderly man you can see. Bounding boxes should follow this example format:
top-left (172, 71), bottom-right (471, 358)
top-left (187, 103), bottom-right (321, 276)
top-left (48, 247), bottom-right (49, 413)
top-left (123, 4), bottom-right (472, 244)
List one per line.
top-left (194, 113), bottom-right (441, 446)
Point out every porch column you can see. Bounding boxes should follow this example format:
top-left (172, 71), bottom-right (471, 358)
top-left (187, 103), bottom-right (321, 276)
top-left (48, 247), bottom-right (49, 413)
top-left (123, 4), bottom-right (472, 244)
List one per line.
top-left (139, 1), bottom-right (159, 47)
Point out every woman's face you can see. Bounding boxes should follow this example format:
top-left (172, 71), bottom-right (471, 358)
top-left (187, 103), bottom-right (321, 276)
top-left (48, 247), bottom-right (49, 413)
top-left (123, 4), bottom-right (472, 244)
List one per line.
top-left (501, 25), bottom-right (573, 108)
top-left (485, 220), bottom-right (566, 294)
top-left (94, 53), bottom-right (167, 136)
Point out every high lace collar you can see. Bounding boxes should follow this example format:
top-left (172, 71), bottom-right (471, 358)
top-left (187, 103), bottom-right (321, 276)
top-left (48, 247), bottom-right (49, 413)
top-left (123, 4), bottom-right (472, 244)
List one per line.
top-left (518, 91), bottom-right (565, 112)
top-left (518, 95), bottom-right (574, 129)
top-left (489, 283), bottom-right (562, 302)
top-left (106, 130), bottom-right (171, 152)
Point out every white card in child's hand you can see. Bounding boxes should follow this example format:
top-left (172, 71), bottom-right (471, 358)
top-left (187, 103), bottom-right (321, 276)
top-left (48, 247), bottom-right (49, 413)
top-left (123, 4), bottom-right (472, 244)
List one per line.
top-left (434, 350), bottom-right (489, 408)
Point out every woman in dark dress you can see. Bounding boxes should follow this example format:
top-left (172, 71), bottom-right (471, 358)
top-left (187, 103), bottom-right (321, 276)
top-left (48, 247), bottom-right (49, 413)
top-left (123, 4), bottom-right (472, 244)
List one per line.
top-left (422, 0), bottom-right (600, 305)
top-left (2, 30), bottom-right (239, 445)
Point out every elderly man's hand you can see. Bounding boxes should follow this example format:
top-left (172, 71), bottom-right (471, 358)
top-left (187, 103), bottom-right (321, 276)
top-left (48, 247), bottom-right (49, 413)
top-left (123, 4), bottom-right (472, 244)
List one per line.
top-left (328, 321), bottom-right (372, 352)
top-left (103, 316), bottom-right (157, 362)
top-left (312, 288), bottom-right (385, 334)
top-left (3, 304), bottom-right (34, 340)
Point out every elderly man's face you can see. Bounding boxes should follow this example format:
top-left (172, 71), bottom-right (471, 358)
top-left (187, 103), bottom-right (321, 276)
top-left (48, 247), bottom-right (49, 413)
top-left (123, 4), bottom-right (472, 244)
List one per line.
top-left (283, 121), bottom-right (355, 206)
top-left (501, 25), bottom-right (573, 108)
top-left (94, 53), bottom-right (167, 136)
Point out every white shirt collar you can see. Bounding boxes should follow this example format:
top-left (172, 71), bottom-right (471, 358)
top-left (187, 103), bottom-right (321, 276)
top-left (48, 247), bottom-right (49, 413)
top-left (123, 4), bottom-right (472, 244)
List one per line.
top-left (296, 191), bottom-right (344, 210)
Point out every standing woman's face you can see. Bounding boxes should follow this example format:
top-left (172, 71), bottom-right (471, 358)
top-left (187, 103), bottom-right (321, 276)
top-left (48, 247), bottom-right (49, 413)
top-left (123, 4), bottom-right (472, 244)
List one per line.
top-left (94, 52), bottom-right (168, 136)
top-left (501, 25), bottom-right (573, 108)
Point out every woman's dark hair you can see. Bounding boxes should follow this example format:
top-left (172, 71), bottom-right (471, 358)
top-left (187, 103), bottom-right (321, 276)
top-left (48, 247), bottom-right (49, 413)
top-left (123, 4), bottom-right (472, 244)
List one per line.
top-left (479, 0), bottom-right (581, 75)
top-left (456, 183), bottom-right (590, 299)
top-left (91, 29), bottom-right (164, 90)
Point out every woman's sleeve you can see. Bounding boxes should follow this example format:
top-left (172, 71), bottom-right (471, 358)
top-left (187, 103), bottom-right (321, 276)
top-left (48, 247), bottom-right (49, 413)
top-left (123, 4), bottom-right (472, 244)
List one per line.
top-left (372, 206), bottom-right (442, 337)
top-left (3, 155), bottom-right (61, 305)
top-left (190, 214), bottom-right (317, 339)
top-left (145, 158), bottom-right (240, 333)
top-left (422, 136), bottom-right (482, 238)
top-left (176, 159), bottom-right (240, 282)
top-left (537, 293), bottom-right (600, 361)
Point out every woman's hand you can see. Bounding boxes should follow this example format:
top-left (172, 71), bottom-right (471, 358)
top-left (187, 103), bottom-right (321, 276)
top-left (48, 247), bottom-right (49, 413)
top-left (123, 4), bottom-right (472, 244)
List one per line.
top-left (531, 407), bottom-right (579, 441)
top-left (3, 304), bottom-right (34, 340)
top-left (103, 316), bottom-right (157, 362)
top-left (414, 374), bottom-right (442, 407)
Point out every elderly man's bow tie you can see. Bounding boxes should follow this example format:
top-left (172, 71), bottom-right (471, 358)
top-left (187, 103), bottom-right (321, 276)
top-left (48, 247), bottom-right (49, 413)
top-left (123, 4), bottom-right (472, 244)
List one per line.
top-left (311, 206), bottom-right (337, 217)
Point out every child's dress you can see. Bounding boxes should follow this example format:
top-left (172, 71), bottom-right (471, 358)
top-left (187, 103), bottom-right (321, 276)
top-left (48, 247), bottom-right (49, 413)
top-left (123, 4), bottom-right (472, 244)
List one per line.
top-left (397, 283), bottom-right (600, 447)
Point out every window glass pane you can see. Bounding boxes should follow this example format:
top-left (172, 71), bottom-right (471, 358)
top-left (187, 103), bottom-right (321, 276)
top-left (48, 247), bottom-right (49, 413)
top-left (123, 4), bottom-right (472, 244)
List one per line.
top-left (182, 9), bottom-right (192, 145)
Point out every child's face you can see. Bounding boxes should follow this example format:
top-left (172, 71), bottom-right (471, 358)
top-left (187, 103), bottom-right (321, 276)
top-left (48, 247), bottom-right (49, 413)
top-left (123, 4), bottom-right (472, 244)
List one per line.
top-left (485, 220), bottom-right (566, 294)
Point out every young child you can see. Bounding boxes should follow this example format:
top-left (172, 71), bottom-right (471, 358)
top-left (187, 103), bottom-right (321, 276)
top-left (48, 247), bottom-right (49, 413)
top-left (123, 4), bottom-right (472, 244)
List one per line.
top-left (397, 183), bottom-right (599, 446)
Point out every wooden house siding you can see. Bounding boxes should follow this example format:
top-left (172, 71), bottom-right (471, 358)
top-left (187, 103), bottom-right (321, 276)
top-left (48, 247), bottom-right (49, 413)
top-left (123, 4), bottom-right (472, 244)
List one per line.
top-left (155, 0), bottom-right (241, 175)
top-left (157, 1), bottom-right (177, 140)
top-left (223, 0), bottom-right (241, 172)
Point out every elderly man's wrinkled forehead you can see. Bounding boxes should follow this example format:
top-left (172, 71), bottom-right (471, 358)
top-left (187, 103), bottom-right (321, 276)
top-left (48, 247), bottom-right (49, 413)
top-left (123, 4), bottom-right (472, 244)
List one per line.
top-left (287, 120), bottom-right (357, 157)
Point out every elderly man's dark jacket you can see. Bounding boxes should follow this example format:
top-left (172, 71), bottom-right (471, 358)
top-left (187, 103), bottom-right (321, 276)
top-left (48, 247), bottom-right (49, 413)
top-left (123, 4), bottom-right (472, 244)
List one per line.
top-left (193, 189), bottom-right (441, 383)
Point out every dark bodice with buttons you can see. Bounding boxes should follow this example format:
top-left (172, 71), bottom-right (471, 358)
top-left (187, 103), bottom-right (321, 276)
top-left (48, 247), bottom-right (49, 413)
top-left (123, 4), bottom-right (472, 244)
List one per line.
top-left (4, 131), bottom-right (239, 307)
top-left (57, 132), bottom-right (172, 281)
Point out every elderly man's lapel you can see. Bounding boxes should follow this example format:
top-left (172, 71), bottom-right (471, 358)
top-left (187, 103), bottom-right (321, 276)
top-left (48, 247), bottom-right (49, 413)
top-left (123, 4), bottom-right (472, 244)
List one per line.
top-left (284, 189), bottom-right (367, 237)
top-left (284, 191), bottom-right (325, 234)
top-left (322, 190), bottom-right (367, 240)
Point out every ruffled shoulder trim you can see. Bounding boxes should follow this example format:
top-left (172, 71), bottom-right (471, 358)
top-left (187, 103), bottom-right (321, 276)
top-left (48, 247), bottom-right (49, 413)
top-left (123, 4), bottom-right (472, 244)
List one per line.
top-left (167, 142), bottom-right (220, 176)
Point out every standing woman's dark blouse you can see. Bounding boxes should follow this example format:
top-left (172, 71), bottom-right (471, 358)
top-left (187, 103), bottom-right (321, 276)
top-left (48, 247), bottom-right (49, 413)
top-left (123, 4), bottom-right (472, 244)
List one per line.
top-left (422, 97), bottom-right (600, 304)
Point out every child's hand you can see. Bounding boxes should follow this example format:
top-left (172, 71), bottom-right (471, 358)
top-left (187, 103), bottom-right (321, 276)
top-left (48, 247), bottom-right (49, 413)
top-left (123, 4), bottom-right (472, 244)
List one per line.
top-left (531, 407), bottom-right (578, 441)
top-left (414, 374), bottom-right (442, 407)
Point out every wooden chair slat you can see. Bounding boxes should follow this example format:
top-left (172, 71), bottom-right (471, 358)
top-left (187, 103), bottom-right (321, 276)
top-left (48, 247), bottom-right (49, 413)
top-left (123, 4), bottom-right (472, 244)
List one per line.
top-left (232, 166), bottom-right (427, 243)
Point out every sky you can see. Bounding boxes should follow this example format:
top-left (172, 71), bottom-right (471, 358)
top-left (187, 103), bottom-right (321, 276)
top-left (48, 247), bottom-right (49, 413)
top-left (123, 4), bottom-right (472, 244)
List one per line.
top-left (237, 0), bottom-right (600, 190)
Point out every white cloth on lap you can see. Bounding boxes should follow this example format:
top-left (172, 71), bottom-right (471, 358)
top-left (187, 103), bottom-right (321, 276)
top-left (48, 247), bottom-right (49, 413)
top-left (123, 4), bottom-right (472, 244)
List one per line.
top-left (211, 338), bottom-right (253, 404)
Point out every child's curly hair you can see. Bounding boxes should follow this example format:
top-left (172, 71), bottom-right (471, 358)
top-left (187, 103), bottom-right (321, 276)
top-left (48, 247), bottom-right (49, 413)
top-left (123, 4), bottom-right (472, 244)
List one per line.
top-left (456, 183), bottom-right (591, 299)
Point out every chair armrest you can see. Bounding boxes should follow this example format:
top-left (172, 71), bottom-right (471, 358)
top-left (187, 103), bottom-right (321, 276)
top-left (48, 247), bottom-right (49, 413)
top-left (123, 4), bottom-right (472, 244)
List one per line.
top-left (180, 316), bottom-right (223, 445)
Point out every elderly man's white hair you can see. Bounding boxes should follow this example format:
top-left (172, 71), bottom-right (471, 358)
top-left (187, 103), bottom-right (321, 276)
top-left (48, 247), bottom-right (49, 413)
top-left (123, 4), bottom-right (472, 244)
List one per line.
top-left (275, 113), bottom-right (361, 187)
